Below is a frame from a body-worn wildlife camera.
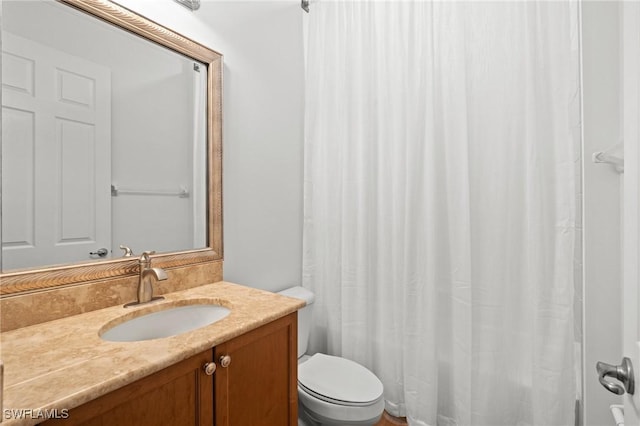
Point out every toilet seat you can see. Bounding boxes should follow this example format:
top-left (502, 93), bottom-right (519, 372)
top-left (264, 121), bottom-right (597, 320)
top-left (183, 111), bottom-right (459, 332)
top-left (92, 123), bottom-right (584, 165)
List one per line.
top-left (298, 384), bottom-right (385, 425)
top-left (298, 353), bottom-right (384, 406)
top-left (297, 354), bottom-right (385, 425)
top-left (299, 382), bottom-right (375, 407)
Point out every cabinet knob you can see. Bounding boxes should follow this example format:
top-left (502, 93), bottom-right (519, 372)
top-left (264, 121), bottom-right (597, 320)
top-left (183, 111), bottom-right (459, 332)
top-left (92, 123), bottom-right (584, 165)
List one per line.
top-left (203, 362), bottom-right (217, 375)
top-left (219, 355), bottom-right (231, 368)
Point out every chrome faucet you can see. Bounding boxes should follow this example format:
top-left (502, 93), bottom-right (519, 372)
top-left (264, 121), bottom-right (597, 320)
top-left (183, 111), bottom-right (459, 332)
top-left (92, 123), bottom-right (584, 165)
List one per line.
top-left (125, 251), bottom-right (168, 307)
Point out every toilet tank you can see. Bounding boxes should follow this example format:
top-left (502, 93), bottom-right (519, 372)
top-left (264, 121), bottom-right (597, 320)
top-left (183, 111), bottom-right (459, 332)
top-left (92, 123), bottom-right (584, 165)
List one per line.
top-left (278, 286), bottom-right (315, 358)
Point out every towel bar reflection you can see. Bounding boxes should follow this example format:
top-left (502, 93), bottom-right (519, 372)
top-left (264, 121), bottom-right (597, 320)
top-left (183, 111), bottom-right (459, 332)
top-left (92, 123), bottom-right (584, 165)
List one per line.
top-left (592, 142), bottom-right (624, 173)
top-left (592, 151), bottom-right (624, 172)
top-left (111, 184), bottom-right (190, 198)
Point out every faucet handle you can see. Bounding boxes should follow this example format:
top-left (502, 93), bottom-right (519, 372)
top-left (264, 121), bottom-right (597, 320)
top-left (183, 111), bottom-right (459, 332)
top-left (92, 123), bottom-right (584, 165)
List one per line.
top-left (139, 250), bottom-right (156, 263)
top-left (119, 245), bottom-right (134, 257)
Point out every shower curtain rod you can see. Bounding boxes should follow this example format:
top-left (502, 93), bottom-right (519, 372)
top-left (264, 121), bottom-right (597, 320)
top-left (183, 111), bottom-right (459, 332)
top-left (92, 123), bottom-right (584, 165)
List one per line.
top-left (302, 0), bottom-right (309, 13)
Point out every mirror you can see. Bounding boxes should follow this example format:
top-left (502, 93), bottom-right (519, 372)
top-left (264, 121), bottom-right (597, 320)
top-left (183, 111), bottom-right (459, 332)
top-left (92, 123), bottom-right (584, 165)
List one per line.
top-left (0, 0), bottom-right (223, 295)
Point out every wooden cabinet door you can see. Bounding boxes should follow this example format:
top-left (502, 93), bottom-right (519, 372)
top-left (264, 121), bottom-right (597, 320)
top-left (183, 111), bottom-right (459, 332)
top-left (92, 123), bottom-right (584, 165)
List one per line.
top-left (214, 312), bottom-right (298, 426)
top-left (44, 350), bottom-right (213, 426)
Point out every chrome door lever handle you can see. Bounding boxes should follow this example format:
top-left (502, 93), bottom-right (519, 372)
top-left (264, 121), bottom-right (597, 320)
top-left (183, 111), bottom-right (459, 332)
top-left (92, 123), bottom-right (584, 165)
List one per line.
top-left (597, 357), bottom-right (635, 395)
top-left (89, 248), bottom-right (109, 257)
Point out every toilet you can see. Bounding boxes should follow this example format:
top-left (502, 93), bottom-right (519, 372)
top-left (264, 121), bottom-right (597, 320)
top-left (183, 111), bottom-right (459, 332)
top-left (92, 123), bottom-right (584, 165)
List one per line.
top-left (278, 286), bottom-right (385, 426)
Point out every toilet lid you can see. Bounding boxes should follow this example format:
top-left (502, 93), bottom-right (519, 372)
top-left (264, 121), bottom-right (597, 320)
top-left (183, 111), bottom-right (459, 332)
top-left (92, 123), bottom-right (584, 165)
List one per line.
top-left (298, 353), bottom-right (383, 406)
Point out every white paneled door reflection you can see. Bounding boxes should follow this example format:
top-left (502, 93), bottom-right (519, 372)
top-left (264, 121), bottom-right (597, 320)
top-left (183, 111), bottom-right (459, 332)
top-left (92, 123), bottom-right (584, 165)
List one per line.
top-left (1, 33), bottom-right (111, 270)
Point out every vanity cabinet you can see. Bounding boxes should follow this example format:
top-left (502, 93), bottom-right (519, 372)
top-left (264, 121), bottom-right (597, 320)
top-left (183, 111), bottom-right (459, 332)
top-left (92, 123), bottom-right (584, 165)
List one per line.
top-left (213, 312), bottom-right (298, 426)
top-left (43, 312), bottom-right (297, 426)
top-left (44, 350), bottom-right (214, 426)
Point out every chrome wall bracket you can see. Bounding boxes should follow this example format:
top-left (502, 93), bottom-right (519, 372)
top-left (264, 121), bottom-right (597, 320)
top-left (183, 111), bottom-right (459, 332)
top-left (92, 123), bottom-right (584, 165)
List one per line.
top-left (174, 0), bottom-right (200, 11)
top-left (597, 357), bottom-right (635, 395)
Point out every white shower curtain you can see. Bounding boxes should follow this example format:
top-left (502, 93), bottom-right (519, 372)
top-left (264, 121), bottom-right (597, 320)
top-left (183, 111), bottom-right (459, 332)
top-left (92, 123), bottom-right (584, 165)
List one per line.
top-left (302, 1), bottom-right (580, 425)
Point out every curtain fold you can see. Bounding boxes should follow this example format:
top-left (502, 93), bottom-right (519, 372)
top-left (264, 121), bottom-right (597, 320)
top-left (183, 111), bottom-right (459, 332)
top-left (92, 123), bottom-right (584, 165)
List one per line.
top-left (303, 1), bottom-right (580, 425)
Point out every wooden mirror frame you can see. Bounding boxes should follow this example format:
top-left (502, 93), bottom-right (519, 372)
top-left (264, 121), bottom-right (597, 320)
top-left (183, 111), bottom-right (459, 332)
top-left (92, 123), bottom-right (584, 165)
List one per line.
top-left (0, 0), bottom-right (223, 296)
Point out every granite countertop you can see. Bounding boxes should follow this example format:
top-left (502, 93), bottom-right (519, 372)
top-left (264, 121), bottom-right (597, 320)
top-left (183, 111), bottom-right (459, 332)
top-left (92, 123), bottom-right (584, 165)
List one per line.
top-left (0, 281), bottom-right (304, 426)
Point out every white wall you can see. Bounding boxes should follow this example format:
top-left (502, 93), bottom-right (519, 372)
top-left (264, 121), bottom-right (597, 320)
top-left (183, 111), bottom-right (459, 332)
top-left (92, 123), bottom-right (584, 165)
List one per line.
top-left (114, 0), bottom-right (305, 292)
top-left (581, 3), bottom-right (623, 425)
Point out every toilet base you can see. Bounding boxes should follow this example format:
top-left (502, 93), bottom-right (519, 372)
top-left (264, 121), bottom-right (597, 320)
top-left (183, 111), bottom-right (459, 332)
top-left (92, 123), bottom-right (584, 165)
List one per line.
top-left (303, 413), bottom-right (382, 426)
top-left (298, 406), bottom-right (315, 426)
top-left (299, 401), bottom-right (382, 426)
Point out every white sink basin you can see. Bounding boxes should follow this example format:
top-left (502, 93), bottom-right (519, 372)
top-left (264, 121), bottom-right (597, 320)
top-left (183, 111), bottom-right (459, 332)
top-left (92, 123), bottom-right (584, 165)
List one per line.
top-left (100, 303), bottom-right (230, 342)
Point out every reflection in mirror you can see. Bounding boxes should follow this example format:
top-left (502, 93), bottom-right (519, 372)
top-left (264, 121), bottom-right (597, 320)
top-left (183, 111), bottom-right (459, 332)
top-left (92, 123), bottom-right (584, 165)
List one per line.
top-left (1, 0), bottom-right (209, 271)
